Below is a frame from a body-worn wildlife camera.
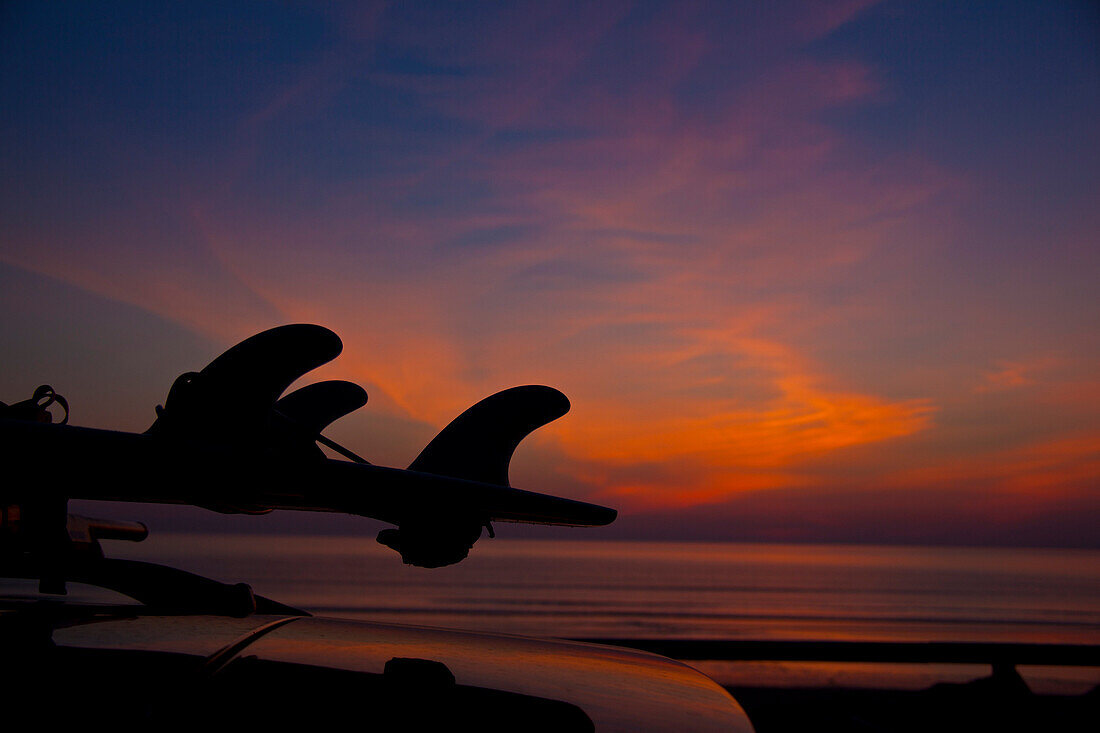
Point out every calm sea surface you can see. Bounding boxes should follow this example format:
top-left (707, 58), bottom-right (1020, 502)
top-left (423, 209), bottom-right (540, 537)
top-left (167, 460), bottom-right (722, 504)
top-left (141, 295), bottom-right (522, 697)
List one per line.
top-left (51, 535), bottom-right (1100, 691)
top-left (104, 534), bottom-right (1100, 643)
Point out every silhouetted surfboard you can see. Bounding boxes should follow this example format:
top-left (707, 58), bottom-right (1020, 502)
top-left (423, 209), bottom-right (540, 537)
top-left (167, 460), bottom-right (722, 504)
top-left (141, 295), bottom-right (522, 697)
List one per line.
top-left (0, 420), bottom-right (616, 526)
top-left (0, 324), bottom-right (615, 567)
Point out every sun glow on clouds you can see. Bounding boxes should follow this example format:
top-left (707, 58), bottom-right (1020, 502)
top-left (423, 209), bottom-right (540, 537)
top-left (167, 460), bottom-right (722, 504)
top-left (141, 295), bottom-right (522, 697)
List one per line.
top-left (975, 357), bottom-right (1060, 393)
top-left (559, 335), bottom-right (934, 509)
top-left (2, 1), bottom-right (1098, 543)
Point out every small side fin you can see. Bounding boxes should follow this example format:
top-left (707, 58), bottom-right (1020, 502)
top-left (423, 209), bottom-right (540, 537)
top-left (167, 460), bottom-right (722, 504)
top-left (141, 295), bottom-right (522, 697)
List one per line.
top-left (274, 380), bottom-right (368, 437)
top-left (408, 385), bottom-right (569, 487)
top-left (271, 380), bottom-right (370, 463)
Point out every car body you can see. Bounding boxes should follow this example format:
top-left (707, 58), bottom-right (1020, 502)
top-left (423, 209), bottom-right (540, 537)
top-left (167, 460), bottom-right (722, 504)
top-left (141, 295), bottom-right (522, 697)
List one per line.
top-left (3, 594), bottom-right (754, 731)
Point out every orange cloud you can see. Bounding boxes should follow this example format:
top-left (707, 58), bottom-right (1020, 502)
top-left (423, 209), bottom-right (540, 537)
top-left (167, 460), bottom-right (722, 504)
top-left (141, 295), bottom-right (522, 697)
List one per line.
top-left (883, 431), bottom-right (1100, 504)
top-left (553, 332), bottom-right (934, 510)
top-left (975, 357), bottom-right (1061, 393)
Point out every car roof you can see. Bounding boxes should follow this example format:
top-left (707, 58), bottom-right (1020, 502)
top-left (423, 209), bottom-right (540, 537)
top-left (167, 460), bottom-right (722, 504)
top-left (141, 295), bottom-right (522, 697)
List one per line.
top-left (37, 608), bottom-right (752, 732)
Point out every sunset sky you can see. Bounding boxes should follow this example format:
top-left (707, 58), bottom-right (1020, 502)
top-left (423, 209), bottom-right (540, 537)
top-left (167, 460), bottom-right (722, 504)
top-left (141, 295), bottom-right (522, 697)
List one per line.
top-left (2, 1), bottom-right (1098, 546)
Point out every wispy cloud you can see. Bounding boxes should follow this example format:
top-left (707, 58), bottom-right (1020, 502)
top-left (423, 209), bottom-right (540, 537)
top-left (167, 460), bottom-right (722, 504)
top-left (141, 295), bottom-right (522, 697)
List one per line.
top-left (3, 1), bottom-right (1097, 543)
top-left (975, 357), bottom-right (1060, 393)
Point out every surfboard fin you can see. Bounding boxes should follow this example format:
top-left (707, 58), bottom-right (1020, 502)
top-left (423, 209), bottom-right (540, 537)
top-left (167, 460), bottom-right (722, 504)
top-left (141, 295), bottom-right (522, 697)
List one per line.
top-left (408, 385), bottom-right (570, 487)
top-left (146, 324), bottom-right (343, 443)
top-left (145, 324), bottom-right (345, 514)
top-left (272, 380), bottom-right (369, 461)
top-left (275, 380), bottom-right (368, 437)
top-left (376, 386), bottom-right (570, 567)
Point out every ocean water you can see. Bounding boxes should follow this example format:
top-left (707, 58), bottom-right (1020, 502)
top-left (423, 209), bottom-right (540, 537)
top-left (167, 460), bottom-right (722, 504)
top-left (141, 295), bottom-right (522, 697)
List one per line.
top-left (37, 535), bottom-right (1100, 691)
top-left (112, 535), bottom-right (1100, 644)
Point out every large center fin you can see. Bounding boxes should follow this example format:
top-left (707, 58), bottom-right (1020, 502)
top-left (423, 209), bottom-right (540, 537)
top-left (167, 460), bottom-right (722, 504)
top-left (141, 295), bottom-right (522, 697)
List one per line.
top-left (408, 385), bottom-right (569, 487)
